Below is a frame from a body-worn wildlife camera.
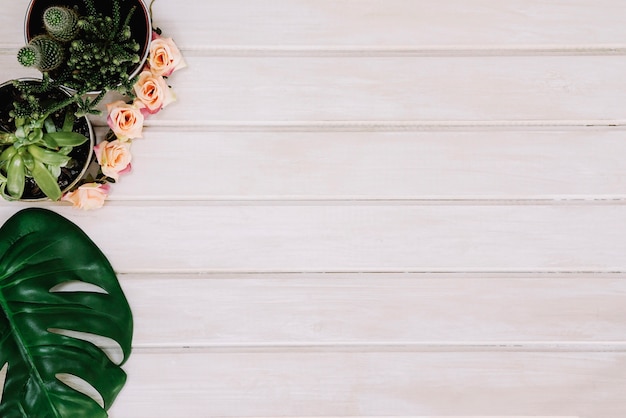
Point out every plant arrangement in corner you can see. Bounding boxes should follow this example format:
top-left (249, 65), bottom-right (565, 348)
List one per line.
top-left (0, 208), bottom-right (133, 417)
top-left (10, 0), bottom-right (186, 209)
top-left (20, 0), bottom-right (152, 115)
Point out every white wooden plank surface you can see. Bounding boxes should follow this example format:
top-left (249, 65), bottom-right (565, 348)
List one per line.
top-left (124, 273), bottom-right (626, 346)
top-left (0, 204), bottom-right (621, 273)
top-left (145, 0), bottom-right (626, 49)
top-left (107, 351), bottom-right (626, 417)
top-left (1, 0), bottom-right (625, 416)
top-left (4, 55), bottom-right (626, 125)
top-left (159, 55), bottom-right (626, 123)
top-left (113, 129), bottom-right (626, 200)
top-left (5, 56), bottom-right (626, 124)
top-left (3, 0), bottom-right (626, 50)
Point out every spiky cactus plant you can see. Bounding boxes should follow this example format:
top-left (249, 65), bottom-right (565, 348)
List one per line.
top-left (17, 36), bottom-right (65, 72)
top-left (43, 6), bottom-right (80, 42)
top-left (18, 0), bottom-right (146, 116)
top-left (63, 0), bottom-right (141, 94)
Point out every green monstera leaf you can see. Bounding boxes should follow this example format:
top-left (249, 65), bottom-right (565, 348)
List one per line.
top-left (0, 208), bottom-right (133, 417)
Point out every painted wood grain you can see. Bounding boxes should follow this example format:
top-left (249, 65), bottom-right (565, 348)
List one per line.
top-left (4, 53), bottom-right (626, 126)
top-left (0, 3), bottom-right (24, 48)
top-left (0, 61), bottom-right (44, 88)
top-left (0, 204), bottom-right (621, 273)
top-left (4, 1), bottom-right (625, 50)
top-left (150, 0), bottom-right (626, 49)
top-left (0, 1), bottom-right (625, 416)
top-left (154, 55), bottom-right (626, 123)
top-left (5, 54), bottom-right (626, 124)
top-left (122, 273), bottom-right (626, 346)
top-left (106, 350), bottom-right (626, 417)
top-left (6, 123), bottom-right (626, 202)
top-left (6, 55), bottom-right (626, 124)
top-left (109, 129), bottom-right (626, 200)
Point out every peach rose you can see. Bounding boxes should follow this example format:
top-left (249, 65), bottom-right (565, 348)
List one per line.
top-left (63, 183), bottom-right (110, 210)
top-left (106, 100), bottom-right (145, 141)
top-left (95, 139), bottom-right (132, 181)
top-left (133, 70), bottom-right (176, 114)
top-left (148, 34), bottom-right (186, 77)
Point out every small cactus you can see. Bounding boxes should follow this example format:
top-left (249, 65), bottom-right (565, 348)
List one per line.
top-left (17, 0), bottom-right (145, 114)
top-left (43, 6), bottom-right (80, 42)
top-left (17, 36), bottom-right (65, 72)
top-left (16, 46), bottom-right (38, 68)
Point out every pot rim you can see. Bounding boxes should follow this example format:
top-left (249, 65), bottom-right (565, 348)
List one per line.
top-left (0, 78), bottom-right (95, 202)
top-left (23, 0), bottom-right (152, 94)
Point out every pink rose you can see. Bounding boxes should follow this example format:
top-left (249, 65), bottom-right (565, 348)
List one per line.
top-left (148, 33), bottom-right (186, 77)
top-left (133, 70), bottom-right (176, 114)
top-left (95, 139), bottom-right (132, 181)
top-left (106, 100), bottom-right (145, 141)
top-left (63, 183), bottom-right (110, 210)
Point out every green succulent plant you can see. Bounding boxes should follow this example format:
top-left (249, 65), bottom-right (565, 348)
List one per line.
top-left (17, 36), bottom-right (65, 72)
top-left (18, 0), bottom-right (143, 116)
top-left (43, 6), bottom-right (80, 42)
top-left (0, 80), bottom-right (89, 201)
top-left (66, 0), bottom-right (141, 94)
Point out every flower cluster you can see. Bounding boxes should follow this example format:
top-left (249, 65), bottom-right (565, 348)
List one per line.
top-left (63, 31), bottom-right (185, 209)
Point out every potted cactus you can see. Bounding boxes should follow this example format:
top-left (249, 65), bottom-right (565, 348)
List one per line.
top-left (0, 79), bottom-right (94, 201)
top-left (20, 0), bottom-right (151, 115)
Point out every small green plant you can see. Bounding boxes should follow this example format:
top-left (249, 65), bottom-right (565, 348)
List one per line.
top-left (0, 80), bottom-right (89, 201)
top-left (17, 35), bottom-right (65, 72)
top-left (18, 0), bottom-right (142, 116)
top-left (43, 5), bottom-right (80, 41)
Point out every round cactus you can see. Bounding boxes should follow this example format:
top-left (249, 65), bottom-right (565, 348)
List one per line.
top-left (16, 46), bottom-right (38, 68)
top-left (43, 6), bottom-right (79, 42)
top-left (17, 36), bottom-right (64, 72)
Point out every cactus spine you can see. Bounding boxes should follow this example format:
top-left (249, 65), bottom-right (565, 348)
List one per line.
top-left (17, 0), bottom-right (145, 115)
top-left (17, 36), bottom-right (65, 72)
top-left (43, 6), bottom-right (80, 42)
